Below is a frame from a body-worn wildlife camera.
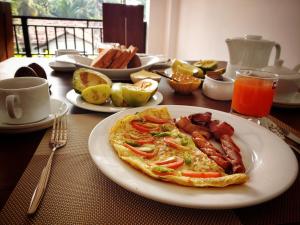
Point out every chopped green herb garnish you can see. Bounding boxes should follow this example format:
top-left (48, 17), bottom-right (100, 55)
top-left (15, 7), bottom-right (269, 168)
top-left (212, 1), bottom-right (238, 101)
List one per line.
top-left (150, 131), bottom-right (172, 137)
top-left (152, 166), bottom-right (174, 173)
top-left (184, 152), bottom-right (192, 165)
top-left (181, 136), bottom-right (189, 146)
top-left (161, 124), bottom-right (174, 131)
top-left (125, 140), bottom-right (141, 147)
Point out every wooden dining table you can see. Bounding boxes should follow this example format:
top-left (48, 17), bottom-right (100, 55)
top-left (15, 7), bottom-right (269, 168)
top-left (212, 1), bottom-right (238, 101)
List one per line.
top-left (0, 57), bottom-right (299, 224)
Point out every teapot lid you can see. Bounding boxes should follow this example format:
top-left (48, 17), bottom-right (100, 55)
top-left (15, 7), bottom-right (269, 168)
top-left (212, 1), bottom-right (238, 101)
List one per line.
top-left (227, 34), bottom-right (275, 44)
top-left (262, 59), bottom-right (297, 75)
top-left (244, 35), bottom-right (262, 40)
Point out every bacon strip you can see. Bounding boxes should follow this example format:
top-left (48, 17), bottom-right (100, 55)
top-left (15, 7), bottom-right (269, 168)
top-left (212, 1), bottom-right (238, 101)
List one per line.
top-left (209, 121), bottom-right (245, 173)
top-left (188, 112), bottom-right (212, 126)
top-left (192, 133), bottom-right (231, 171)
top-left (176, 117), bottom-right (211, 139)
top-left (209, 121), bottom-right (234, 139)
top-left (176, 113), bottom-right (246, 174)
top-left (176, 117), bottom-right (231, 171)
top-left (220, 134), bottom-right (245, 173)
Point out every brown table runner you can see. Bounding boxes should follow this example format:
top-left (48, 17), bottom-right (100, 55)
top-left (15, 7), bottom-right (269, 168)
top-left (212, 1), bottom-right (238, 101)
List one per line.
top-left (0, 114), bottom-right (241, 225)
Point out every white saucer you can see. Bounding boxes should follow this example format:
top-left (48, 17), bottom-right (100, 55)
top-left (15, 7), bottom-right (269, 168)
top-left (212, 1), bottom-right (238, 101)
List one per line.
top-left (0, 98), bottom-right (68, 134)
top-left (49, 61), bottom-right (76, 72)
top-left (66, 89), bottom-right (163, 113)
top-left (273, 92), bottom-right (300, 108)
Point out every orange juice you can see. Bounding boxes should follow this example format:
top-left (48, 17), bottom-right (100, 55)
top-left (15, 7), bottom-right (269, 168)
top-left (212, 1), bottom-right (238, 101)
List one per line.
top-left (231, 72), bottom-right (278, 117)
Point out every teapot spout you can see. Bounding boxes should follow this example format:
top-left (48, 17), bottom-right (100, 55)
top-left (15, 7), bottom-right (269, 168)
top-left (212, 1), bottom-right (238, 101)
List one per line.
top-left (225, 38), bottom-right (231, 43)
top-left (293, 64), bottom-right (300, 72)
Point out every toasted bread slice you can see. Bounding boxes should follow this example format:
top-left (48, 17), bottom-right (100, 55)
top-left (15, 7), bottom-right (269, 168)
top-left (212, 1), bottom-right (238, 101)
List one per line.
top-left (97, 48), bottom-right (104, 53)
top-left (108, 49), bottom-right (122, 68)
top-left (110, 50), bottom-right (131, 69)
top-left (91, 48), bottom-right (109, 68)
top-left (120, 45), bottom-right (127, 50)
top-left (91, 48), bottom-right (118, 68)
top-left (120, 45), bottom-right (138, 68)
top-left (92, 45), bottom-right (139, 69)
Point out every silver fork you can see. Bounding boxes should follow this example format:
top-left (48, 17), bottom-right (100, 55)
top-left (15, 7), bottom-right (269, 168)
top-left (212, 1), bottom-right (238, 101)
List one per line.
top-left (28, 115), bottom-right (67, 215)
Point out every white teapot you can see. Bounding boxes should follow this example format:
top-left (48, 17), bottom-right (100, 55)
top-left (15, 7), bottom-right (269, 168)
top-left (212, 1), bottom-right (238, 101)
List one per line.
top-left (262, 59), bottom-right (300, 99)
top-left (224, 35), bottom-right (281, 79)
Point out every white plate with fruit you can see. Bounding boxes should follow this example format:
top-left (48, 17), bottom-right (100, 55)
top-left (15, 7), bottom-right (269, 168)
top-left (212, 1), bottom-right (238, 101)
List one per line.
top-left (66, 90), bottom-right (163, 113)
top-left (67, 68), bottom-right (163, 112)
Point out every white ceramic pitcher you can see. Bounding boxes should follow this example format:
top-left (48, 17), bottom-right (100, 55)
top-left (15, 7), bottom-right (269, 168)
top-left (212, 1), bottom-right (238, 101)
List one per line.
top-left (224, 35), bottom-right (281, 79)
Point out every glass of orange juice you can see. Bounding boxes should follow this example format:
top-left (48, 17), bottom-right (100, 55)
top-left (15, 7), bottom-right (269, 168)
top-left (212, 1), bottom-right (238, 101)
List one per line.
top-left (231, 70), bottom-right (278, 119)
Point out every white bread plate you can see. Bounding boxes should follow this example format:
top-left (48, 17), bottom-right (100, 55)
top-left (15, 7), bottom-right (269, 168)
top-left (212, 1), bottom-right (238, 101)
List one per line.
top-left (55, 54), bottom-right (160, 80)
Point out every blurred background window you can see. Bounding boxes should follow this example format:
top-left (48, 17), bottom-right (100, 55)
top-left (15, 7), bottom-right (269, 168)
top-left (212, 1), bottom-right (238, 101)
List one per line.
top-left (4, 0), bottom-right (148, 20)
top-left (2, 0), bottom-right (148, 56)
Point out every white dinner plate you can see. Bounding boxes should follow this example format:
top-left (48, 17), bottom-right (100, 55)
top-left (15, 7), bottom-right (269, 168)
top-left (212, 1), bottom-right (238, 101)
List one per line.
top-left (0, 98), bottom-right (68, 134)
top-left (66, 89), bottom-right (163, 113)
top-left (55, 54), bottom-right (161, 80)
top-left (273, 92), bottom-right (300, 108)
top-left (88, 105), bottom-right (298, 209)
top-left (49, 61), bottom-right (76, 72)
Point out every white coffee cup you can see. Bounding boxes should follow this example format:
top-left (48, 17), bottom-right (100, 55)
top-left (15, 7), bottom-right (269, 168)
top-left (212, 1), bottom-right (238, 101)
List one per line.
top-left (0, 77), bottom-right (51, 124)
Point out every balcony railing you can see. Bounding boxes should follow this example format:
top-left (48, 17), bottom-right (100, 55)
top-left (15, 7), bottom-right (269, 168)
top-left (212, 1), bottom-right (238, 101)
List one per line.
top-left (13, 16), bottom-right (103, 57)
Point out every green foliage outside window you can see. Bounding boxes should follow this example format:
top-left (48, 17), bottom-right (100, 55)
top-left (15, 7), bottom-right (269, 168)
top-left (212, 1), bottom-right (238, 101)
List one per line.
top-left (5, 0), bottom-right (147, 19)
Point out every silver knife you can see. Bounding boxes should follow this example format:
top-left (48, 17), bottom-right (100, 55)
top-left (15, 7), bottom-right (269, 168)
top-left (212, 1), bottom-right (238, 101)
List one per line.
top-left (289, 144), bottom-right (300, 154)
top-left (280, 128), bottom-right (300, 154)
top-left (281, 127), bottom-right (300, 145)
top-left (260, 118), bottom-right (300, 154)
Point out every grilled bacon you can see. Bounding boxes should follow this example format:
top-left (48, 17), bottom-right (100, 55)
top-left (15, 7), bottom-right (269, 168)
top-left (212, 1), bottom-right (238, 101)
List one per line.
top-left (209, 121), bottom-right (234, 139)
top-left (209, 121), bottom-right (245, 173)
top-left (188, 112), bottom-right (212, 126)
top-left (176, 117), bottom-right (211, 139)
top-left (176, 112), bottom-right (246, 174)
top-left (192, 133), bottom-right (231, 171)
top-left (220, 134), bottom-right (245, 173)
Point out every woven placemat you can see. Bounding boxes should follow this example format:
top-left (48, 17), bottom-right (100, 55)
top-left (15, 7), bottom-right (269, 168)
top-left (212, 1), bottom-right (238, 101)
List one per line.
top-left (0, 114), bottom-right (240, 225)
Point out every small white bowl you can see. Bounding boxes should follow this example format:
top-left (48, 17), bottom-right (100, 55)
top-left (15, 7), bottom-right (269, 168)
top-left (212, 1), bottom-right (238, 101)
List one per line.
top-left (202, 75), bottom-right (234, 100)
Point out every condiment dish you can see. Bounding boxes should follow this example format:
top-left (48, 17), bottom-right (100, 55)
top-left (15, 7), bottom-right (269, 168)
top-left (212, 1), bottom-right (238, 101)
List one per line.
top-left (202, 75), bottom-right (234, 100)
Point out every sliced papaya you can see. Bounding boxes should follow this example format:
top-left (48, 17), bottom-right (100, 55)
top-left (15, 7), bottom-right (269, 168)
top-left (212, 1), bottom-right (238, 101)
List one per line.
top-left (72, 68), bottom-right (112, 93)
top-left (134, 79), bottom-right (158, 98)
top-left (111, 83), bottom-right (128, 107)
top-left (81, 84), bottom-right (111, 105)
top-left (122, 85), bottom-right (152, 107)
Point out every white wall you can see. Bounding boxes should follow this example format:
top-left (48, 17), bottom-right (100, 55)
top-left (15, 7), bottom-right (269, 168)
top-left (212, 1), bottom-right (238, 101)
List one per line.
top-left (146, 0), bottom-right (169, 54)
top-left (147, 0), bottom-right (300, 68)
